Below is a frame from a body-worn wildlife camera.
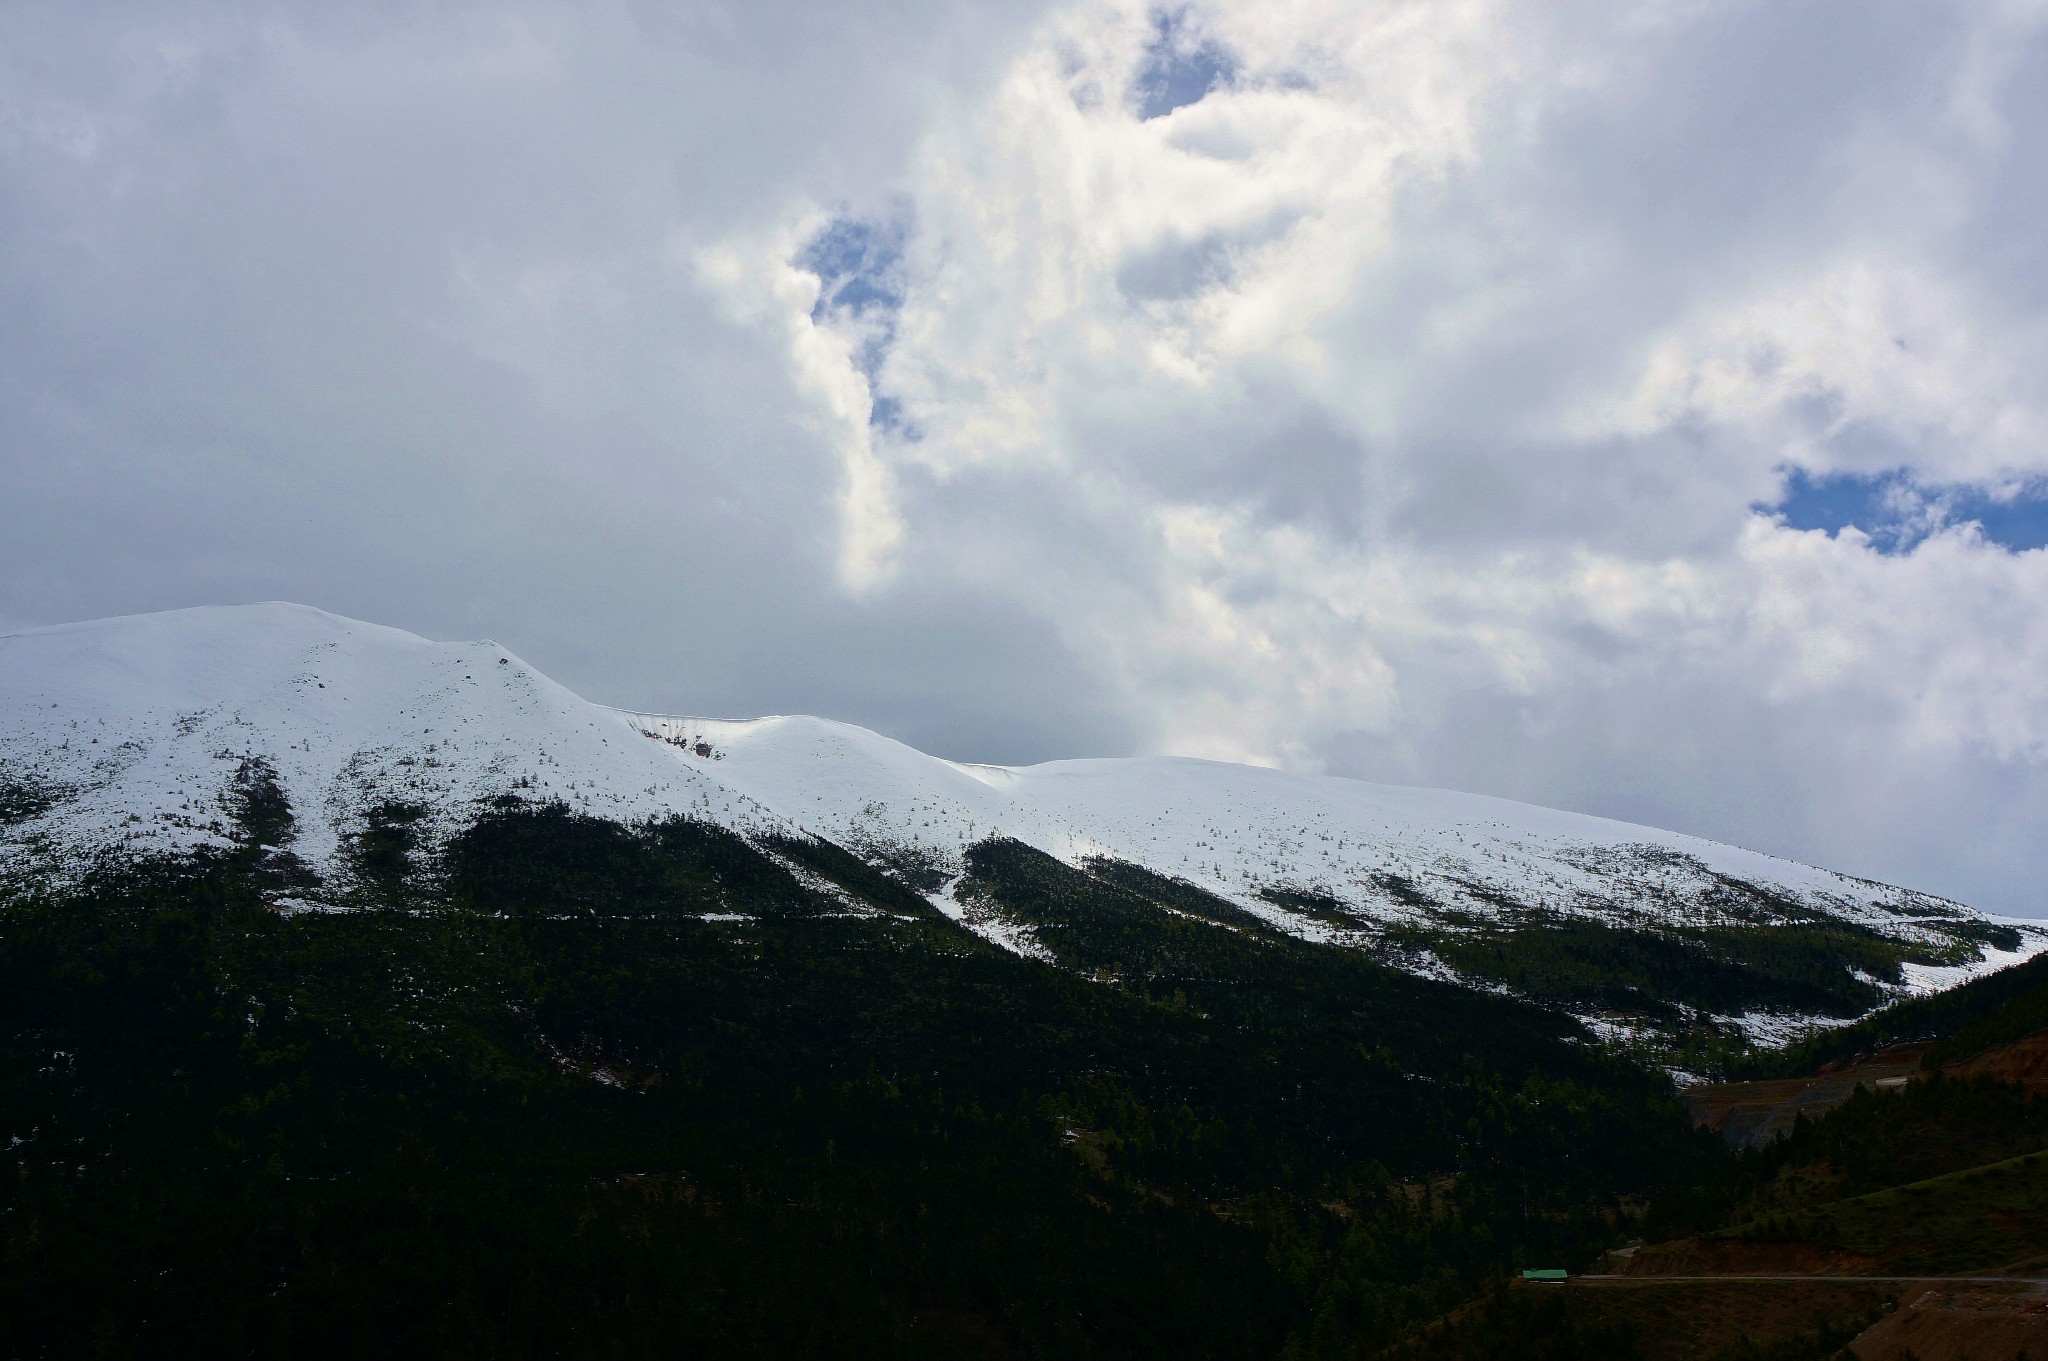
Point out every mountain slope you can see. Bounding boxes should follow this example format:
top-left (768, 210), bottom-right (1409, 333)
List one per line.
top-left (8, 603), bottom-right (2048, 1358)
top-left (0, 782), bottom-right (1714, 1360)
top-left (1, 603), bottom-right (2037, 1044)
top-left (622, 709), bottom-right (1990, 944)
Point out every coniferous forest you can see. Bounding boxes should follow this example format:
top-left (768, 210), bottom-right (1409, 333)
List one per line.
top-left (3, 796), bottom-right (1730, 1359)
top-left (8, 793), bottom-right (2048, 1358)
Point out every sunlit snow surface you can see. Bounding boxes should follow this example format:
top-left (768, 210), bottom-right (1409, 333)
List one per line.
top-left (612, 712), bottom-right (2013, 955)
top-left (3, 604), bottom-right (2039, 1003)
top-left (0, 604), bottom-right (782, 877)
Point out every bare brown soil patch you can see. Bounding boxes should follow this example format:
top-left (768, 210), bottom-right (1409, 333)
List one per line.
top-left (1947, 1029), bottom-right (2048, 1088)
top-left (1375, 1280), bottom-right (1891, 1360)
top-left (1847, 1281), bottom-right (2048, 1361)
top-left (1681, 1044), bottom-right (1927, 1148)
top-left (1573, 1280), bottom-right (1891, 1359)
top-left (1618, 1234), bottom-right (1888, 1277)
top-left (1686, 1030), bottom-right (2048, 1150)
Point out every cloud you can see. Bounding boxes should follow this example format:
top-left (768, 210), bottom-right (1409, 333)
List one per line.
top-left (1577, 257), bottom-right (2048, 483)
top-left (5, 0), bottom-right (2048, 910)
top-left (0, 0), bottom-right (1113, 759)
top-left (708, 0), bottom-right (2048, 909)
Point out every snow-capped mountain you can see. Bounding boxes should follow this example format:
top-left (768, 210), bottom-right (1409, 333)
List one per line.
top-left (2, 603), bottom-right (2037, 1016)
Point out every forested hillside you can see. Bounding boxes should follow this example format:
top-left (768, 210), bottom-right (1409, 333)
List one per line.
top-left (3, 799), bottom-right (1724, 1359)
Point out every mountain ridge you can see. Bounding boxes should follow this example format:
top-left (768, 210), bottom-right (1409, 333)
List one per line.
top-left (3, 601), bottom-right (2038, 1050)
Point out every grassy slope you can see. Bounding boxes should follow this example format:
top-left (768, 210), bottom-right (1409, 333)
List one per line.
top-left (1726, 1147), bottom-right (2048, 1275)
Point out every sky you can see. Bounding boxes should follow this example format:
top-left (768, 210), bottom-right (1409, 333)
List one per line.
top-left (3, 1), bottom-right (2048, 913)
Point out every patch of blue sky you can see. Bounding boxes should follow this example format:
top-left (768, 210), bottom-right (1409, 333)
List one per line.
top-left (1762, 467), bottom-right (2048, 554)
top-left (867, 395), bottom-right (910, 436)
top-left (799, 217), bottom-right (904, 336)
top-left (1133, 7), bottom-right (1235, 120)
top-left (797, 213), bottom-right (918, 437)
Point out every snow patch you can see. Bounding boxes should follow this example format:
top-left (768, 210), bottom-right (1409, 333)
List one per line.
top-left (926, 875), bottom-right (1055, 963)
top-left (1897, 925), bottom-right (2048, 996)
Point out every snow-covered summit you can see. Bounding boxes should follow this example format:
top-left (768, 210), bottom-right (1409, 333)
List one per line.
top-left (1, 604), bottom-right (2030, 986)
top-left (0, 603), bottom-right (780, 872)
